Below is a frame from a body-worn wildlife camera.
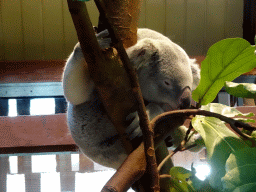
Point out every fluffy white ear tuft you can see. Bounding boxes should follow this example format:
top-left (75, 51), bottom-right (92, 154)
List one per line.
top-left (190, 59), bottom-right (201, 91)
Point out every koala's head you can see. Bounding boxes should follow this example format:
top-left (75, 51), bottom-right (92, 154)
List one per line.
top-left (127, 38), bottom-right (196, 110)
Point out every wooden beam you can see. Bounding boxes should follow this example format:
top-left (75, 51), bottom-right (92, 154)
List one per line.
top-left (0, 113), bottom-right (77, 154)
top-left (0, 106), bottom-right (255, 154)
top-left (0, 57), bottom-right (205, 84)
top-left (0, 60), bottom-right (65, 83)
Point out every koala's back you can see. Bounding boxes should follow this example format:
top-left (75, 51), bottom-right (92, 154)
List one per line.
top-left (67, 91), bottom-right (127, 169)
top-left (137, 28), bottom-right (171, 42)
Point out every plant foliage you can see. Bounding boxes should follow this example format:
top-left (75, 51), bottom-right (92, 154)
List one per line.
top-left (169, 167), bottom-right (194, 192)
top-left (192, 38), bottom-right (256, 105)
top-left (169, 37), bottom-right (256, 191)
top-left (225, 81), bottom-right (256, 98)
top-left (192, 104), bottom-right (251, 190)
top-left (222, 148), bottom-right (256, 191)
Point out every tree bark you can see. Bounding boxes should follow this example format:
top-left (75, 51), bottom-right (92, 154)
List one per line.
top-left (67, 0), bottom-right (162, 191)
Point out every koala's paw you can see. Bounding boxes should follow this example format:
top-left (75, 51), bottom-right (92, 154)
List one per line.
top-left (125, 111), bottom-right (142, 140)
top-left (96, 29), bottom-right (112, 49)
top-left (125, 103), bottom-right (164, 141)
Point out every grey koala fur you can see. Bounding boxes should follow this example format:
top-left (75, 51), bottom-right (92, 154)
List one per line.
top-left (63, 28), bottom-right (200, 169)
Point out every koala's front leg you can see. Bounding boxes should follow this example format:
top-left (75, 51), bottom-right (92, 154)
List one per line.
top-left (126, 103), bottom-right (165, 140)
top-left (63, 43), bottom-right (95, 105)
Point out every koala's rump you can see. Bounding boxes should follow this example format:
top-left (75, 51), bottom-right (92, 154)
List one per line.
top-left (67, 91), bottom-right (127, 169)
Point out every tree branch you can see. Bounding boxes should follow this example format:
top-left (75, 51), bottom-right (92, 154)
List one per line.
top-left (67, 1), bottom-right (256, 191)
top-left (67, 0), bottom-right (134, 155)
top-left (102, 108), bottom-right (256, 191)
top-left (67, 1), bottom-right (162, 191)
top-left (94, 0), bottom-right (160, 191)
top-left (152, 109), bottom-right (256, 146)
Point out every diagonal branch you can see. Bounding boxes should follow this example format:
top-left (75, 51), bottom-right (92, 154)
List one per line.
top-left (94, 0), bottom-right (160, 191)
top-left (102, 108), bottom-right (256, 191)
top-left (152, 109), bottom-right (256, 146)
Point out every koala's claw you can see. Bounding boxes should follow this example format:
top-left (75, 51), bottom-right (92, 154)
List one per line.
top-left (96, 29), bottom-right (109, 38)
top-left (96, 29), bottom-right (112, 49)
top-left (98, 38), bottom-right (112, 49)
top-left (125, 111), bottom-right (142, 140)
top-left (127, 127), bottom-right (143, 140)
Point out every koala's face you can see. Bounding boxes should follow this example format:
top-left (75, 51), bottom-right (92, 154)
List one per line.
top-left (127, 38), bottom-right (193, 110)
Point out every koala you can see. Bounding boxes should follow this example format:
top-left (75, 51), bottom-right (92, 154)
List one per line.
top-left (63, 28), bottom-right (200, 169)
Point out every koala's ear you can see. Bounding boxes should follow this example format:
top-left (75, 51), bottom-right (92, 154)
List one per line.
top-left (137, 49), bottom-right (146, 57)
top-left (127, 45), bottom-right (146, 60)
top-left (190, 59), bottom-right (201, 90)
top-left (72, 43), bottom-right (84, 60)
top-left (128, 38), bottom-right (156, 58)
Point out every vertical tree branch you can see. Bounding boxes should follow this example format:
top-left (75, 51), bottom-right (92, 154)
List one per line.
top-left (68, 0), bottom-right (161, 191)
top-left (67, 0), bottom-right (134, 154)
top-left (96, 0), bottom-right (140, 48)
top-left (94, 0), bottom-right (160, 191)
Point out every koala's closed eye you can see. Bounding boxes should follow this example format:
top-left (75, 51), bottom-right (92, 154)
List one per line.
top-left (63, 28), bottom-right (201, 170)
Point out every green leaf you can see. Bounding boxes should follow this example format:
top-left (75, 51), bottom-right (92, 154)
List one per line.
top-left (192, 112), bottom-right (249, 190)
top-left (170, 167), bottom-right (192, 181)
top-left (233, 183), bottom-right (256, 192)
top-left (169, 166), bottom-right (218, 191)
top-left (252, 131), bottom-right (256, 138)
top-left (200, 103), bottom-right (254, 118)
top-left (192, 38), bottom-right (256, 105)
top-left (169, 167), bottom-right (195, 192)
top-left (222, 148), bottom-right (256, 191)
top-left (189, 177), bottom-right (218, 192)
top-left (233, 118), bottom-right (255, 123)
top-left (225, 81), bottom-right (256, 98)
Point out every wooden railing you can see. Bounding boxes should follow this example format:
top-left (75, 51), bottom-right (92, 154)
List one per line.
top-left (0, 153), bottom-right (96, 192)
top-left (0, 58), bottom-right (256, 191)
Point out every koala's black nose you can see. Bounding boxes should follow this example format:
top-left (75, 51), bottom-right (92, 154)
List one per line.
top-left (179, 87), bottom-right (192, 109)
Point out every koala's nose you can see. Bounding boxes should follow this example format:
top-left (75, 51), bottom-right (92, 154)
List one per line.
top-left (179, 87), bottom-right (192, 109)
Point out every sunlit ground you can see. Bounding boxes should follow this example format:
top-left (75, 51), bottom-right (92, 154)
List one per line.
top-left (6, 98), bottom-right (211, 191)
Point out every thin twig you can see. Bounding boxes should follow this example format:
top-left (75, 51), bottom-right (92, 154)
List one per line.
top-left (152, 109), bottom-right (256, 147)
top-left (157, 145), bottom-right (181, 172)
top-left (184, 122), bottom-right (193, 143)
top-left (181, 143), bottom-right (199, 151)
top-left (160, 174), bottom-right (172, 179)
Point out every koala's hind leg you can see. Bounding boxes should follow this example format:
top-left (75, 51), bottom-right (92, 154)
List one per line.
top-left (63, 43), bottom-right (95, 105)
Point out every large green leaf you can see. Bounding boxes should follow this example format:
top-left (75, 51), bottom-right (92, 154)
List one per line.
top-left (225, 81), bottom-right (256, 98)
top-left (222, 148), bottom-right (256, 192)
top-left (192, 104), bottom-right (250, 190)
top-left (192, 38), bottom-right (256, 105)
